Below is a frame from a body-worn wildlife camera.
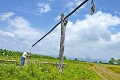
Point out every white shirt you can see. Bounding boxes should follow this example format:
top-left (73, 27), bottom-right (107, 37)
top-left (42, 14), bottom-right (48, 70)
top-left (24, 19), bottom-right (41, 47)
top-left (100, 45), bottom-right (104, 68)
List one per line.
top-left (22, 52), bottom-right (28, 58)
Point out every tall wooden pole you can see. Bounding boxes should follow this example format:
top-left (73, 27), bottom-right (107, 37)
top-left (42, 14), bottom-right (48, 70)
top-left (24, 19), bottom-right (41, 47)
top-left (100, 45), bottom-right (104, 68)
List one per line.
top-left (58, 13), bottom-right (68, 74)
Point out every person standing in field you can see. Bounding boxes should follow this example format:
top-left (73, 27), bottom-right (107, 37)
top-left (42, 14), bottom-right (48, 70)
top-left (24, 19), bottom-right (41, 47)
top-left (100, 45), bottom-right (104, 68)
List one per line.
top-left (20, 51), bottom-right (30, 66)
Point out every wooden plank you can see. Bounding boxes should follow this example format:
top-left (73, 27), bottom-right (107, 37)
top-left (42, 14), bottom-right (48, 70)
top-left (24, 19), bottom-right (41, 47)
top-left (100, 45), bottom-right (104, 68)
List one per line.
top-left (0, 59), bottom-right (16, 64)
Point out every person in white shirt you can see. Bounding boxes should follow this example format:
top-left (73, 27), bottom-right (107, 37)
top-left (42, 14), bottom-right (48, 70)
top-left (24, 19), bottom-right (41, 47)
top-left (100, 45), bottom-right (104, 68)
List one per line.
top-left (20, 51), bottom-right (30, 66)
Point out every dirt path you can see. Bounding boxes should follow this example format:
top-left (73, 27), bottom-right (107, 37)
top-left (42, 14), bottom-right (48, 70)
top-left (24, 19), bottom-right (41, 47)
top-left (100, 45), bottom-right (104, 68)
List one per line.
top-left (92, 65), bottom-right (120, 80)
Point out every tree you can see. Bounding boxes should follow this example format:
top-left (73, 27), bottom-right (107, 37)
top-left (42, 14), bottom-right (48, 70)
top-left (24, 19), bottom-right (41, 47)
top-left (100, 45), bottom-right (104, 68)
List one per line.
top-left (99, 61), bottom-right (102, 64)
top-left (109, 58), bottom-right (115, 65)
top-left (63, 56), bottom-right (66, 60)
top-left (93, 61), bottom-right (97, 63)
top-left (116, 58), bottom-right (120, 65)
top-left (74, 58), bottom-right (78, 61)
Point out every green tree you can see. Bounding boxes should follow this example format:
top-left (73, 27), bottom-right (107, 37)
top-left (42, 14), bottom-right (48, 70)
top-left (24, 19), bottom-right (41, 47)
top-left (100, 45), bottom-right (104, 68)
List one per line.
top-left (63, 56), bottom-right (66, 60)
top-left (74, 58), bottom-right (78, 61)
top-left (93, 61), bottom-right (97, 63)
top-left (116, 58), bottom-right (120, 65)
top-left (109, 58), bottom-right (115, 65)
top-left (99, 61), bottom-right (102, 64)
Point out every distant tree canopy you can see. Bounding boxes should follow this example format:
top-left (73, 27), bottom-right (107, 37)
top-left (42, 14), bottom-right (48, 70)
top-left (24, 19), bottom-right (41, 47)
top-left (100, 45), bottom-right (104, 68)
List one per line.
top-left (116, 58), bottom-right (120, 65)
top-left (74, 58), bottom-right (79, 61)
top-left (108, 58), bottom-right (120, 65)
top-left (99, 61), bottom-right (102, 64)
top-left (109, 58), bottom-right (115, 65)
top-left (63, 56), bottom-right (67, 60)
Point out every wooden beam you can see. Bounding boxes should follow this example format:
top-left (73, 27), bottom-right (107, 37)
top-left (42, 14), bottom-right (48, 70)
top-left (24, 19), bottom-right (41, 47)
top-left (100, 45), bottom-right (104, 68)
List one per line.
top-left (58, 13), bottom-right (68, 74)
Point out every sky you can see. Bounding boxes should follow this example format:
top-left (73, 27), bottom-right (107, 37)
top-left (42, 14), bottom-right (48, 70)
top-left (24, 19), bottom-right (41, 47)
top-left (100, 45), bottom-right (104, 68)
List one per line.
top-left (0, 0), bottom-right (120, 61)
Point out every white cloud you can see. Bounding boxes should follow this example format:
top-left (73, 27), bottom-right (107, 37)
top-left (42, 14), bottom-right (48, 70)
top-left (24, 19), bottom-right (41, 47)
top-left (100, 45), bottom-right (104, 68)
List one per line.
top-left (0, 37), bottom-right (8, 42)
top-left (55, 15), bottom-right (61, 21)
top-left (67, 0), bottom-right (86, 11)
top-left (1, 11), bottom-right (120, 61)
top-left (114, 11), bottom-right (120, 15)
top-left (2, 16), bottom-right (45, 52)
top-left (8, 16), bottom-right (43, 45)
top-left (38, 3), bottom-right (51, 14)
top-left (0, 12), bottom-right (44, 51)
top-left (9, 17), bottom-right (30, 29)
top-left (65, 11), bottom-right (120, 60)
top-left (0, 12), bottom-right (14, 21)
top-left (65, 11), bottom-right (120, 43)
top-left (34, 11), bottom-right (120, 60)
top-left (0, 30), bottom-right (15, 38)
top-left (111, 33), bottom-right (120, 42)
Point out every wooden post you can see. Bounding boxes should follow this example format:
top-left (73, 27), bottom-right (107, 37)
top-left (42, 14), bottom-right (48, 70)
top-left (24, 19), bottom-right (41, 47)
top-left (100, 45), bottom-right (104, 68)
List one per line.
top-left (58, 13), bottom-right (68, 74)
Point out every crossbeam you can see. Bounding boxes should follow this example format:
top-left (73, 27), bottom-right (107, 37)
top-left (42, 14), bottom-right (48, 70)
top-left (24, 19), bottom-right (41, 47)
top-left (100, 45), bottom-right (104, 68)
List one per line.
top-left (0, 59), bottom-right (16, 64)
top-left (32, 0), bottom-right (89, 47)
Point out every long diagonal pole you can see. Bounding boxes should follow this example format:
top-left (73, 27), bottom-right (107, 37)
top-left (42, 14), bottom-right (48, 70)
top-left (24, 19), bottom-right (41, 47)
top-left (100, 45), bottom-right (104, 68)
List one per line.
top-left (32, 0), bottom-right (88, 47)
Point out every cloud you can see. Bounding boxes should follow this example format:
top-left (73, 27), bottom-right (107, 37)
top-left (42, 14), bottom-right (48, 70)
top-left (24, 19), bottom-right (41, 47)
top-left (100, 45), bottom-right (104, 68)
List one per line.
top-left (0, 12), bottom-right (14, 21)
top-left (0, 37), bottom-right (8, 42)
top-left (0, 30), bottom-right (15, 38)
top-left (0, 12), bottom-right (43, 51)
top-left (65, 11), bottom-right (120, 43)
top-left (67, 0), bottom-right (86, 12)
top-left (15, 2), bottom-right (51, 15)
top-left (111, 33), bottom-right (120, 42)
top-left (55, 15), bottom-right (61, 21)
top-left (65, 11), bottom-right (120, 59)
top-left (8, 16), bottom-right (43, 45)
top-left (38, 3), bottom-right (51, 14)
top-left (35, 11), bottom-right (120, 60)
top-left (114, 11), bottom-right (120, 15)
top-left (1, 11), bottom-right (120, 60)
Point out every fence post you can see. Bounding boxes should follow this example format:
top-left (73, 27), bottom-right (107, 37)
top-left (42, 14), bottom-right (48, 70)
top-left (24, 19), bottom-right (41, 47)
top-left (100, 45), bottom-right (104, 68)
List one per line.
top-left (58, 13), bottom-right (68, 74)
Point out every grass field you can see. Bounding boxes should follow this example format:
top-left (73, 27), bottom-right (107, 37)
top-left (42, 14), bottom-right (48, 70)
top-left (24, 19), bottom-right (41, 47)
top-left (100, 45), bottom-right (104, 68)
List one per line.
top-left (0, 49), bottom-right (120, 80)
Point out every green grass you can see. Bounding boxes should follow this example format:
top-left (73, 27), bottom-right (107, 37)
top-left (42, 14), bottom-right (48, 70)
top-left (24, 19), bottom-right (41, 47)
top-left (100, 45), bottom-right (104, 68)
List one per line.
top-left (106, 65), bottom-right (120, 74)
top-left (1, 49), bottom-right (120, 80)
top-left (0, 61), bottom-right (101, 80)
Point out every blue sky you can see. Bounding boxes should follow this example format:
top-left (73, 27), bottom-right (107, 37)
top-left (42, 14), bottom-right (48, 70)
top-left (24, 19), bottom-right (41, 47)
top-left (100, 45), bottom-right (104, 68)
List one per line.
top-left (0, 0), bottom-right (120, 61)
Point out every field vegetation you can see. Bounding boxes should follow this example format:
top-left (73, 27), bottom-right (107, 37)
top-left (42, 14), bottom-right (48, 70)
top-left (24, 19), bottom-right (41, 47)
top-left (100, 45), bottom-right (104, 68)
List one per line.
top-left (0, 49), bottom-right (120, 80)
